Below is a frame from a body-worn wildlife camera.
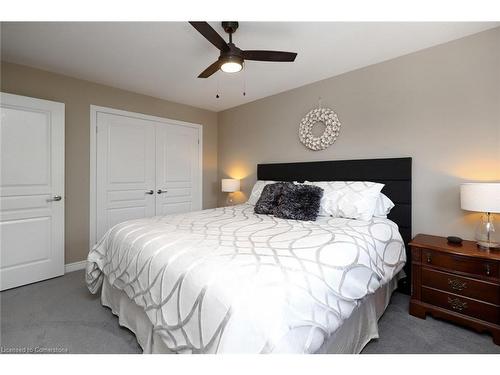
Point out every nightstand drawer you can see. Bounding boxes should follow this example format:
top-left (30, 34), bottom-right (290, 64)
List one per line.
top-left (422, 286), bottom-right (499, 324)
top-left (422, 249), bottom-right (498, 279)
top-left (422, 268), bottom-right (500, 304)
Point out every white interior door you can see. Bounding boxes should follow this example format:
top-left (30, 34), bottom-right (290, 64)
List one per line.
top-left (0, 93), bottom-right (65, 291)
top-left (96, 113), bottom-right (156, 240)
top-left (155, 123), bottom-right (201, 215)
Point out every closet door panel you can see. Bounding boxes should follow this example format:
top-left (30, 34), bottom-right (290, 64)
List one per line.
top-left (155, 124), bottom-right (201, 216)
top-left (96, 113), bottom-right (156, 240)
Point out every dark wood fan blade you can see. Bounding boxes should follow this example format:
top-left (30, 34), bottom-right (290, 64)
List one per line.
top-left (242, 50), bottom-right (297, 62)
top-left (189, 21), bottom-right (229, 52)
top-left (198, 60), bottom-right (221, 78)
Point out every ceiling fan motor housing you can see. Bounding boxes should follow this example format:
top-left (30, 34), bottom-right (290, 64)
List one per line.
top-left (221, 43), bottom-right (243, 60)
top-left (222, 22), bottom-right (239, 34)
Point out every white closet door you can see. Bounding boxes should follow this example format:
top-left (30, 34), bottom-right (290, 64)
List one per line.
top-left (96, 113), bottom-right (156, 240)
top-left (0, 93), bottom-right (65, 291)
top-left (155, 123), bottom-right (201, 215)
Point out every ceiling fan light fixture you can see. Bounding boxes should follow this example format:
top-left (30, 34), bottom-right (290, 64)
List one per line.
top-left (189, 22), bottom-right (297, 78)
top-left (220, 61), bottom-right (243, 73)
top-left (220, 55), bottom-right (243, 73)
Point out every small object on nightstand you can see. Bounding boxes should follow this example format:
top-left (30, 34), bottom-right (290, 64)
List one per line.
top-left (221, 178), bottom-right (240, 206)
top-left (409, 234), bottom-right (500, 346)
top-left (447, 236), bottom-right (463, 245)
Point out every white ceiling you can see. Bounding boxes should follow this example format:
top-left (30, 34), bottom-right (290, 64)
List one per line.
top-left (1, 22), bottom-right (498, 112)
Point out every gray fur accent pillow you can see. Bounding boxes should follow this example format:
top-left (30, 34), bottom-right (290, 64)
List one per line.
top-left (274, 184), bottom-right (324, 221)
top-left (254, 182), bottom-right (293, 215)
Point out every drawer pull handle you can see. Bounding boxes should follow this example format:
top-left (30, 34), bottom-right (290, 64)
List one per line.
top-left (485, 264), bottom-right (491, 276)
top-left (447, 297), bottom-right (467, 312)
top-left (426, 253), bottom-right (432, 263)
top-left (448, 278), bottom-right (467, 291)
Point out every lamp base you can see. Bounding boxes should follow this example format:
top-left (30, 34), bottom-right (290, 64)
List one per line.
top-left (475, 212), bottom-right (499, 250)
top-left (477, 241), bottom-right (500, 250)
top-left (225, 194), bottom-right (235, 206)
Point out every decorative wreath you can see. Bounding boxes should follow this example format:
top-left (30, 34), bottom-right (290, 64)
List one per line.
top-left (299, 107), bottom-right (341, 151)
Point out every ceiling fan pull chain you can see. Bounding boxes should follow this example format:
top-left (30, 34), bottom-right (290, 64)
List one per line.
top-left (243, 69), bottom-right (246, 96)
top-left (216, 75), bottom-right (220, 99)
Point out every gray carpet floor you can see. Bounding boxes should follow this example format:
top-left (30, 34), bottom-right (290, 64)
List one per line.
top-left (1, 270), bottom-right (499, 354)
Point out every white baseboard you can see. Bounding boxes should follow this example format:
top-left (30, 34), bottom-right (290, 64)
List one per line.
top-left (65, 260), bottom-right (86, 273)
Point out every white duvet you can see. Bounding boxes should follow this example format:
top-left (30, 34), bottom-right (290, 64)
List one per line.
top-left (86, 204), bottom-right (405, 353)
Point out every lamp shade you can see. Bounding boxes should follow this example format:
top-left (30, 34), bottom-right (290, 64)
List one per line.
top-left (460, 183), bottom-right (500, 213)
top-left (221, 179), bottom-right (240, 193)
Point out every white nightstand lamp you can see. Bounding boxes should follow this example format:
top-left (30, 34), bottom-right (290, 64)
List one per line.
top-left (460, 183), bottom-right (500, 249)
top-left (222, 179), bottom-right (240, 206)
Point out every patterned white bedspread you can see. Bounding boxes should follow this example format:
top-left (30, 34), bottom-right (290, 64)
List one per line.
top-left (86, 204), bottom-right (405, 353)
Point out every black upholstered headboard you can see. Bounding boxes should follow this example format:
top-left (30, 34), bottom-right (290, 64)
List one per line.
top-left (257, 157), bottom-right (412, 293)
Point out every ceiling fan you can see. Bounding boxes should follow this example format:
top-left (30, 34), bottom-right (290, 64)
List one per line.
top-left (189, 21), bottom-right (298, 78)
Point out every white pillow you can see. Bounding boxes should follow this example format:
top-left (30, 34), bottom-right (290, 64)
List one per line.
top-left (247, 180), bottom-right (276, 205)
top-left (373, 193), bottom-right (395, 218)
top-left (306, 181), bottom-right (384, 221)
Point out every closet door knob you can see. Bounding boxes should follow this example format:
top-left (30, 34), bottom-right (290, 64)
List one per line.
top-left (157, 189), bottom-right (168, 194)
top-left (145, 190), bottom-right (154, 195)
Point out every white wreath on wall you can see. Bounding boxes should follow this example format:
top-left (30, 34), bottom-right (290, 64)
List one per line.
top-left (299, 107), bottom-right (342, 151)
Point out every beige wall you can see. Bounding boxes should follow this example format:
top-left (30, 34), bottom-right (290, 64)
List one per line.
top-left (218, 27), bottom-right (500, 241)
top-left (2, 27), bottom-right (499, 263)
top-left (1, 61), bottom-right (219, 264)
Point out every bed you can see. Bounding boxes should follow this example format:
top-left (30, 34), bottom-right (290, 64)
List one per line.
top-left (86, 157), bottom-right (412, 353)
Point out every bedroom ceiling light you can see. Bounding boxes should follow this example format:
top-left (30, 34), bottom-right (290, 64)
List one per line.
top-left (189, 21), bottom-right (297, 78)
top-left (220, 56), bottom-right (243, 73)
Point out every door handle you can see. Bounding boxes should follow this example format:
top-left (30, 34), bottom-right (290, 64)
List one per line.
top-left (157, 189), bottom-right (168, 194)
top-left (485, 264), bottom-right (491, 276)
top-left (145, 190), bottom-right (154, 195)
top-left (47, 195), bottom-right (62, 202)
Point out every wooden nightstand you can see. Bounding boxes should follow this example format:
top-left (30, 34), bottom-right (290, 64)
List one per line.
top-left (409, 234), bottom-right (500, 345)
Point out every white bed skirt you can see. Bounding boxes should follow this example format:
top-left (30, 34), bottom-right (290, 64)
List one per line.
top-left (100, 273), bottom-right (402, 354)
